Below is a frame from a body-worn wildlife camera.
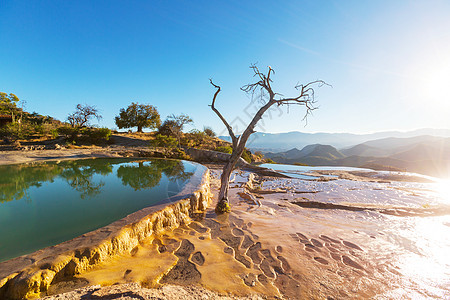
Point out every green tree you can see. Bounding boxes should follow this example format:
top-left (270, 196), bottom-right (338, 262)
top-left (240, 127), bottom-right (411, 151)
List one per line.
top-left (158, 114), bottom-right (193, 146)
top-left (117, 160), bottom-right (193, 191)
top-left (169, 114), bottom-right (193, 131)
top-left (117, 162), bottom-right (162, 190)
top-left (0, 163), bottom-right (62, 203)
top-left (59, 160), bottom-right (112, 199)
top-left (0, 92), bottom-right (19, 110)
top-left (0, 92), bottom-right (20, 124)
top-left (115, 102), bottom-right (161, 133)
top-left (158, 119), bottom-right (179, 137)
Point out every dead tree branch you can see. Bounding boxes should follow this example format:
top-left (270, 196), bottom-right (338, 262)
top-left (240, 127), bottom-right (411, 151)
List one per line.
top-left (209, 79), bottom-right (238, 148)
top-left (209, 65), bottom-right (328, 213)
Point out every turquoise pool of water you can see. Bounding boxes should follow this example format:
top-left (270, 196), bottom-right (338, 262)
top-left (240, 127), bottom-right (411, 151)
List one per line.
top-left (0, 158), bottom-right (202, 262)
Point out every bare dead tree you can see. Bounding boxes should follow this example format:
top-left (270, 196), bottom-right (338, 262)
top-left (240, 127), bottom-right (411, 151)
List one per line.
top-left (68, 104), bottom-right (102, 127)
top-left (210, 64), bottom-right (328, 213)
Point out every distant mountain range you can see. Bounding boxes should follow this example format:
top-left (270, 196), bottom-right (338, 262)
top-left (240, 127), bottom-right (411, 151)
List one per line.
top-left (264, 135), bottom-right (450, 178)
top-left (219, 128), bottom-right (450, 152)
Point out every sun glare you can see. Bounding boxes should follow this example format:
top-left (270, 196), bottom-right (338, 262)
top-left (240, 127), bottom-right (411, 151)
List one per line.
top-left (423, 65), bottom-right (450, 108)
top-left (436, 179), bottom-right (450, 203)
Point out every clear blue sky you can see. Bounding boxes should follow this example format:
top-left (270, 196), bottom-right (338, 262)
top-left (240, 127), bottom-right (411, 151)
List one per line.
top-left (1, 0), bottom-right (449, 134)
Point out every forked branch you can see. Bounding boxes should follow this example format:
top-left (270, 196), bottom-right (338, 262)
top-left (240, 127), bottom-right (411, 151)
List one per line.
top-left (209, 79), bottom-right (238, 148)
top-left (242, 65), bottom-right (329, 122)
top-left (209, 64), bottom-right (329, 214)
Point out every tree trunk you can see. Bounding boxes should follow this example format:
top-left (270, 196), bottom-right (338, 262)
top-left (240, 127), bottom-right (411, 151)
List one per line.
top-left (215, 100), bottom-right (274, 214)
top-left (210, 67), bottom-right (322, 214)
top-left (218, 163), bottom-right (232, 200)
top-left (216, 149), bottom-right (244, 213)
top-left (176, 133), bottom-right (181, 148)
top-left (137, 125), bottom-right (142, 132)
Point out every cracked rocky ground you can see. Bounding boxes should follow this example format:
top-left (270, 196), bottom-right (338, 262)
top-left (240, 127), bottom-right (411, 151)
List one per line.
top-left (43, 166), bottom-right (413, 299)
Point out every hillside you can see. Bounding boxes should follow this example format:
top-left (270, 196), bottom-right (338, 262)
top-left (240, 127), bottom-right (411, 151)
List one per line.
top-left (390, 139), bottom-right (450, 161)
top-left (266, 144), bottom-right (345, 165)
top-left (341, 144), bottom-right (388, 157)
top-left (360, 135), bottom-right (443, 151)
top-left (220, 129), bottom-right (450, 152)
top-left (265, 136), bottom-right (450, 178)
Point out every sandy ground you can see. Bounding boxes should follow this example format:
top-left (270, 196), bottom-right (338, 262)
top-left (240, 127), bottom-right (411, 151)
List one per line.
top-left (0, 148), bottom-right (122, 165)
top-left (0, 133), bottom-right (161, 166)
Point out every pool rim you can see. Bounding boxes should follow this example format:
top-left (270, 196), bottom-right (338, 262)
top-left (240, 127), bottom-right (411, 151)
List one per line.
top-left (0, 156), bottom-right (212, 299)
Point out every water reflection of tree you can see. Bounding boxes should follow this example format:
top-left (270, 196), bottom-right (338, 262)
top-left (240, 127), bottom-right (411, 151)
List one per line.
top-left (0, 159), bottom-right (194, 204)
top-left (59, 160), bottom-right (113, 199)
top-left (117, 160), bottom-right (194, 191)
top-left (0, 159), bottom-right (116, 203)
top-left (0, 163), bottom-right (62, 203)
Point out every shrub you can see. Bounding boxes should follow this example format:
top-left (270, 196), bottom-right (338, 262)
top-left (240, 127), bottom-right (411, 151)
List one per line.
top-left (172, 147), bottom-right (192, 160)
top-left (265, 158), bottom-right (276, 164)
top-left (215, 145), bottom-right (232, 154)
top-left (241, 149), bottom-right (252, 163)
top-left (0, 124), bottom-right (13, 139)
top-left (203, 126), bottom-right (216, 137)
top-left (57, 126), bottom-right (80, 141)
top-left (157, 119), bottom-right (179, 137)
top-left (158, 114), bottom-right (193, 146)
top-left (254, 151), bottom-right (264, 159)
top-left (184, 129), bottom-right (208, 147)
top-left (83, 127), bottom-right (111, 142)
top-left (51, 129), bottom-right (59, 139)
top-left (151, 134), bottom-right (178, 149)
top-left (0, 123), bottom-right (16, 139)
top-left (215, 146), bottom-right (252, 163)
top-left (57, 126), bottom-right (111, 144)
top-left (0, 122), bottom-right (34, 139)
top-left (33, 125), bottom-right (45, 135)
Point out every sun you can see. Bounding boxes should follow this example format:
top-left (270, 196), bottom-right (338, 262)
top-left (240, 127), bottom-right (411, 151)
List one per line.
top-left (422, 64), bottom-right (450, 108)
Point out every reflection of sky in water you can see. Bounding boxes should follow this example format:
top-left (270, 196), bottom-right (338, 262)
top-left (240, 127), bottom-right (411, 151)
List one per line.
top-left (263, 178), bottom-right (448, 208)
top-left (279, 172), bottom-right (319, 180)
top-left (259, 163), bottom-right (373, 172)
top-left (0, 158), bottom-right (200, 262)
top-left (263, 163), bottom-right (449, 206)
top-left (256, 164), bottom-right (450, 298)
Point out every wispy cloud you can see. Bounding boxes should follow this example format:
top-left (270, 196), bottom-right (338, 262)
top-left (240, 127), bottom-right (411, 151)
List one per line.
top-left (278, 39), bottom-right (321, 56)
top-left (278, 38), bottom-right (412, 80)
